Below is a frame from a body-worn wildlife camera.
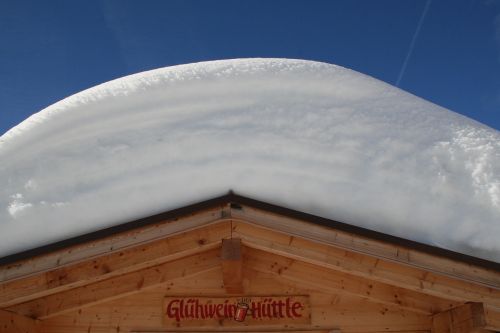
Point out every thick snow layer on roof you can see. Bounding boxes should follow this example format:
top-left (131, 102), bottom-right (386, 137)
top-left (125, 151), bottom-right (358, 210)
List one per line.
top-left (1, 58), bottom-right (499, 261)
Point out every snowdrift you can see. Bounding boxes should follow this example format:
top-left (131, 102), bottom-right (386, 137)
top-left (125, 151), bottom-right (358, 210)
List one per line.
top-left (1, 58), bottom-right (499, 261)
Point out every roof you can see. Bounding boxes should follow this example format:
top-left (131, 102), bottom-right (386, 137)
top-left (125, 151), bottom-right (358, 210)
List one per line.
top-left (0, 58), bottom-right (499, 261)
top-left (2, 192), bottom-right (500, 332)
top-left (1, 192), bottom-right (499, 272)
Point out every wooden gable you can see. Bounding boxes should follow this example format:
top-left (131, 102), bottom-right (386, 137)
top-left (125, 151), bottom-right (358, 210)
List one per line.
top-left (1, 194), bottom-right (499, 333)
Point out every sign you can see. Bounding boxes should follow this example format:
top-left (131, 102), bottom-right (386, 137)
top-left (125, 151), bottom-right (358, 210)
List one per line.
top-left (163, 296), bottom-right (310, 327)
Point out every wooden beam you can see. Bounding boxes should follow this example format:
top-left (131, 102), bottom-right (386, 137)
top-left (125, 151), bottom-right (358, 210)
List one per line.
top-left (484, 305), bottom-right (500, 331)
top-left (0, 205), bottom-right (230, 282)
top-left (244, 246), bottom-right (458, 315)
top-left (232, 221), bottom-right (500, 308)
top-left (3, 197), bottom-right (498, 289)
top-left (7, 249), bottom-right (221, 319)
top-left (130, 328), bottom-right (340, 333)
top-left (130, 331), bottom-right (336, 333)
top-left (221, 238), bottom-right (243, 294)
top-left (39, 288), bottom-right (431, 332)
top-left (0, 221), bottom-right (231, 307)
top-left (36, 263), bottom-right (432, 332)
top-left (230, 204), bottom-right (500, 289)
top-left (0, 309), bottom-right (40, 333)
top-left (432, 303), bottom-right (492, 333)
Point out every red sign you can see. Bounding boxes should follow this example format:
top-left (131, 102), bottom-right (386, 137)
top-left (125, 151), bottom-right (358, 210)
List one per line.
top-left (163, 296), bottom-right (310, 327)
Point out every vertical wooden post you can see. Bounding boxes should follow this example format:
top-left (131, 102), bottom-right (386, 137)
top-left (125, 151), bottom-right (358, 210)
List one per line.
top-left (221, 238), bottom-right (243, 294)
top-left (0, 309), bottom-right (40, 333)
top-left (432, 303), bottom-right (490, 333)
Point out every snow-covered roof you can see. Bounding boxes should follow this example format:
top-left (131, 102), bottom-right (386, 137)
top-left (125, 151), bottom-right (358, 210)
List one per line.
top-left (0, 58), bottom-right (499, 262)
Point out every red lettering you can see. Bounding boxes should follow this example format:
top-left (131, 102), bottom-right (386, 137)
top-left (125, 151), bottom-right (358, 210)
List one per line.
top-left (166, 299), bottom-right (181, 322)
top-left (251, 301), bottom-right (260, 318)
top-left (216, 304), bottom-right (224, 317)
top-left (229, 304), bottom-right (236, 317)
top-left (224, 300), bottom-right (229, 317)
top-left (166, 297), bottom-right (305, 322)
top-left (277, 300), bottom-right (285, 318)
top-left (271, 301), bottom-right (278, 317)
top-left (195, 299), bottom-right (204, 319)
top-left (262, 298), bottom-right (268, 318)
top-left (205, 303), bottom-right (217, 318)
top-left (291, 302), bottom-right (302, 317)
top-left (186, 299), bottom-right (194, 318)
top-left (266, 299), bottom-right (272, 318)
top-left (286, 298), bottom-right (292, 317)
top-left (179, 299), bottom-right (185, 319)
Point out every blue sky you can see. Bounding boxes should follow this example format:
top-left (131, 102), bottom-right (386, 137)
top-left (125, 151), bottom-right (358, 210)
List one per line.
top-left (1, 0), bottom-right (500, 135)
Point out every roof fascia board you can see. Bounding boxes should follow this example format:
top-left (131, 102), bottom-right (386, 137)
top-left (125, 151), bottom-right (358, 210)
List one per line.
top-left (0, 192), bottom-right (499, 273)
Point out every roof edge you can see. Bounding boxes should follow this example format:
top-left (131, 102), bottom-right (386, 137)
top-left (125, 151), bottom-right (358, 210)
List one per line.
top-left (1, 191), bottom-right (499, 272)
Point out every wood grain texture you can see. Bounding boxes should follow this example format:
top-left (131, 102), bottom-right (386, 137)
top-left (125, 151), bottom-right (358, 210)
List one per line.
top-left (39, 269), bottom-right (431, 333)
top-left (432, 303), bottom-right (492, 333)
top-left (162, 296), bottom-right (310, 327)
top-left (8, 249), bottom-right (221, 319)
top-left (231, 221), bottom-right (500, 307)
top-left (244, 247), bottom-right (458, 315)
top-left (0, 221), bottom-right (231, 307)
top-left (0, 206), bottom-right (229, 283)
top-left (221, 239), bottom-right (243, 294)
top-left (0, 309), bottom-right (40, 333)
top-left (230, 205), bottom-right (500, 288)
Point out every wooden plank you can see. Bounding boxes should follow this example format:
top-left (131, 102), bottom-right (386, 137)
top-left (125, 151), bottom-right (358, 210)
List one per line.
top-left (483, 305), bottom-right (500, 331)
top-left (230, 204), bottom-right (500, 289)
top-left (231, 221), bottom-right (500, 308)
top-left (3, 198), bottom-right (498, 288)
top-left (0, 309), bottom-right (40, 333)
top-left (23, 245), bottom-right (438, 331)
top-left (130, 328), bottom-right (430, 333)
top-left (244, 246), bottom-right (458, 315)
top-left (35, 249), bottom-right (433, 332)
top-left (0, 221), bottom-right (231, 307)
top-left (0, 205), bottom-right (229, 282)
top-left (7, 249), bottom-right (221, 319)
top-left (432, 303), bottom-right (492, 333)
top-left (163, 296), bottom-right (310, 327)
top-left (39, 287), bottom-right (431, 333)
top-left (131, 331), bottom-right (334, 333)
top-left (221, 239), bottom-right (243, 294)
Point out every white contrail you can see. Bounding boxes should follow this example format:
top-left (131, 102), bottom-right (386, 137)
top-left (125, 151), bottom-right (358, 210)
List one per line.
top-left (396, 0), bottom-right (432, 87)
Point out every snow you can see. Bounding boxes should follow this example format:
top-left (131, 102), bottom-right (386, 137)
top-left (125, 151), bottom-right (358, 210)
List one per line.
top-left (1, 58), bottom-right (499, 262)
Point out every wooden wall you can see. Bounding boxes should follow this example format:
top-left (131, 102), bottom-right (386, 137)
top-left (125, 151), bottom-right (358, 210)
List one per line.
top-left (1, 204), bottom-right (499, 333)
top-left (40, 251), bottom-right (431, 333)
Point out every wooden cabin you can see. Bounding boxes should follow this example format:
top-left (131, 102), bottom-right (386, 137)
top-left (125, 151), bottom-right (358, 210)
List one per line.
top-left (1, 193), bottom-right (499, 333)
